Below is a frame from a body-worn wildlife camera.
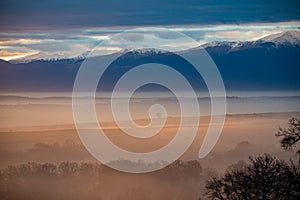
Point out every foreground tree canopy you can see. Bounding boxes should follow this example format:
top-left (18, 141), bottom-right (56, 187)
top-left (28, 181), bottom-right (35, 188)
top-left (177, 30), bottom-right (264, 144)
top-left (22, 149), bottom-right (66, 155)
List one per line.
top-left (206, 154), bottom-right (300, 200)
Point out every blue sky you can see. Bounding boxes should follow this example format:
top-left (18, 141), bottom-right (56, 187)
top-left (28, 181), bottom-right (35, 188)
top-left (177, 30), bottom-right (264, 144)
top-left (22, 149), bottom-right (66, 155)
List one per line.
top-left (0, 0), bottom-right (299, 61)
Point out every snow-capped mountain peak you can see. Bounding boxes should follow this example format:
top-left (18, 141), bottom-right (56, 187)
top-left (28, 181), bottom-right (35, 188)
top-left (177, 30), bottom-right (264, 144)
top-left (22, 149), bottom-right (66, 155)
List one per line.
top-left (7, 30), bottom-right (300, 64)
top-left (258, 30), bottom-right (300, 45)
top-left (201, 30), bottom-right (300, 54)
top-left (9, 51), bottom-right (90, 64)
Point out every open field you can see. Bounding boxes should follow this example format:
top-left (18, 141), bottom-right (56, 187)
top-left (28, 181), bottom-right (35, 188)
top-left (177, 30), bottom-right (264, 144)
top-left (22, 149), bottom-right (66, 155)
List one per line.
top-left (0, 110), bottom-right (298, 171)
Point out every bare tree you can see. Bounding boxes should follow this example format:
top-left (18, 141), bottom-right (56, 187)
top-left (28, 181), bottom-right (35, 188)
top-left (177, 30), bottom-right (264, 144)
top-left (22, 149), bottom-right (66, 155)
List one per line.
top-left (276, 118), bottom-right (300, 155)
top-left (206, 154), bottom-right (300, 200)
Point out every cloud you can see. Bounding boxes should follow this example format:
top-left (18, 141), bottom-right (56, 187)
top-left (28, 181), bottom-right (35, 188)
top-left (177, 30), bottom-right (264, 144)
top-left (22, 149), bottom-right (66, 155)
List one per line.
top-left (1, 0), bottom-right (300, 30)
top-left (0, 49), bottom-right (38, 61)
top-left (0, 46), bottom-right (40, 61)
top-left (202, 30), bottom-right (284, 42)
top-left (0, 21), bottom-right (299, 61)
top-left (111, 33), bottom-right (145, 42)
top-left (176, 21), bottom-right (300, 42)
top-left (90, 46), bottom-right (123, 56)
top-left (160, 41), bottom-right (200, 49)
top-left (0, 38), bottom-right (46, 45)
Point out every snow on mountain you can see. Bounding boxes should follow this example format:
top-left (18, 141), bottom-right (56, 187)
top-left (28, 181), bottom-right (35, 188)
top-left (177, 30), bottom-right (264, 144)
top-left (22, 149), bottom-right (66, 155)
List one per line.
top-left (258, 30), bottom-right (300, 45)
top-left (1, 30), bottom-right (300, 92)
top-left (202, 30), bottom-right (300, 53)
top-left (9, 48), bottom-right (167, 64)
top-left (7, 30), bottom-right (300, 64)
top-left (201, 41), bottom-right (241, 49)
top-left (10, 51), bottom-right (90, 64)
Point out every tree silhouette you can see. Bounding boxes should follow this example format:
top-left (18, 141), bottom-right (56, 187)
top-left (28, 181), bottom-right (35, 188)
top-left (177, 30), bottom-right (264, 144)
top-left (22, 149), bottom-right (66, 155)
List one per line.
top-left (276, 118), bottom-right (300, 155)
top-left (206, 154), bottom-right (300, 200)
top-left (0, 160), bottom-right (211, 199)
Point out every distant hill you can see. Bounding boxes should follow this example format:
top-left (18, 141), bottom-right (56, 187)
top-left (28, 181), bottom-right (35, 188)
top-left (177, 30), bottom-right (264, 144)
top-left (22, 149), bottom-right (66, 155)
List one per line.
top-left (0, 31), bottom-right (299, 92)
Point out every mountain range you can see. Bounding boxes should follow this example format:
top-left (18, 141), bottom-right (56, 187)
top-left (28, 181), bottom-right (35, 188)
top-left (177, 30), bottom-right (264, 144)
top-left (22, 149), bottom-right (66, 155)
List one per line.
top-left (1, 31), bottom-right (299, 92)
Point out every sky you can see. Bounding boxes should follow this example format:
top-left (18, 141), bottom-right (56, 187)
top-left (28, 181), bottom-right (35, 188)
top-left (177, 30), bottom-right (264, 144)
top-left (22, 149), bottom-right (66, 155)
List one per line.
top-left (0, 0), bottom-right (300, 61)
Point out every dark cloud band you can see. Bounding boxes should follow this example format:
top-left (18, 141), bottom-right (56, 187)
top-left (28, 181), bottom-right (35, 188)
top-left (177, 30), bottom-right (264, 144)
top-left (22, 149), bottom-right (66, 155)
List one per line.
top-left (1, 0), bottom-right (300, 31)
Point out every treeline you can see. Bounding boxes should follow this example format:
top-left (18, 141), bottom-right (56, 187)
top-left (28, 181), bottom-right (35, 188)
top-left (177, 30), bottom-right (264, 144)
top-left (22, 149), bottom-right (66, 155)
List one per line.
top-left (0, 160), bottom-right (214, 200)
top-left (0, 139), bottom-right (90, 167)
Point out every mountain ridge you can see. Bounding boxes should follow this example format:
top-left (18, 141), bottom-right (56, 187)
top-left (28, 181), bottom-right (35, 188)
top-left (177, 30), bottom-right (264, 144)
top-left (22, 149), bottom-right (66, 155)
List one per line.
top-left (0, 30), bottom-right (299, 92)
top-left (5, 30), bottom-right (300, 64)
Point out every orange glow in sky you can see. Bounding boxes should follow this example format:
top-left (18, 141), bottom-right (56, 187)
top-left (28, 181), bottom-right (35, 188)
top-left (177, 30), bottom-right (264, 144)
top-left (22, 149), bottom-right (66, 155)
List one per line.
top-left (0, 50), bottom-right (39, 61)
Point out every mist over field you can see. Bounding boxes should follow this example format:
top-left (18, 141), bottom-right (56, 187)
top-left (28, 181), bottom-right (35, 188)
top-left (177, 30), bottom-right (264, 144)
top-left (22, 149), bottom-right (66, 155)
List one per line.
top-left (1, 0), bottom-right (300, 199)
top-left (0, 93), bottom-right (299, 199)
